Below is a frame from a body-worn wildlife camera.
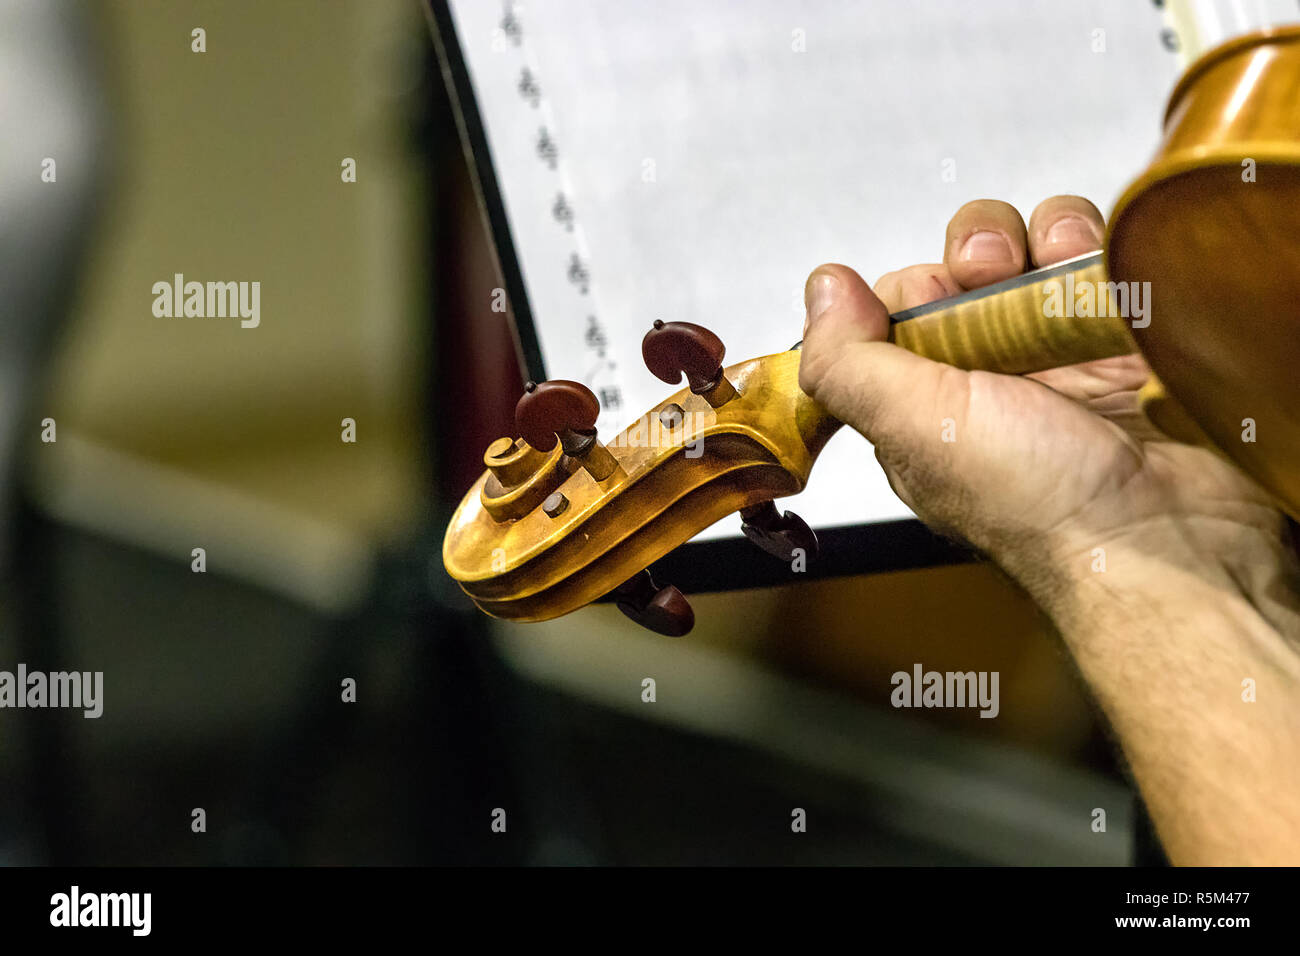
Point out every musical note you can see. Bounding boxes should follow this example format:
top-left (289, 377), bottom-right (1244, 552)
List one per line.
top-left (536, 127), bottom-right (558, 169)
top-left (499, 6), bottom-right (522, 47)
top-left (567, 253), bottom-right (590, 294)
top-left (518, 67), bottom-right (540, 107)
top-left (584, 314), bottom-right (607, 354)
top-left (552, 192), bottom-right (575, 231)
top-left (482, 0), bottom-right (628, 444)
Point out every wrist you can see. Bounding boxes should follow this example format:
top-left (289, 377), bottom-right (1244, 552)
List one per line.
top-left (994, 510), bottom-right (1300, 638)
top-left (997, 514), bottom-right (1300, 865)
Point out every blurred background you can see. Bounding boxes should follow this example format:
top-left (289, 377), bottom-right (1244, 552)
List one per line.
top-left (0, 0), bottom-right (1144, 865)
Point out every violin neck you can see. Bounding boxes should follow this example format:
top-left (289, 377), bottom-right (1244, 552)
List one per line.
top-left (887, 252), bottom-right (1138, 374)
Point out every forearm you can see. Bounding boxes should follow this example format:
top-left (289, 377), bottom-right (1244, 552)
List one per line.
top-left (1006, 520), bottom-right (1300, 865)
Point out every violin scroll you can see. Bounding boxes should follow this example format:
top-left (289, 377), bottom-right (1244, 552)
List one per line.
top-left (442, 336), bottom-right (843, 632)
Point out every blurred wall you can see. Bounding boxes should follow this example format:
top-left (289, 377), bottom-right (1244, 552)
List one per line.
top-left (500, 561), bottom-right (1101, 758)
top-left (29, 0), bottom-right (431, 613)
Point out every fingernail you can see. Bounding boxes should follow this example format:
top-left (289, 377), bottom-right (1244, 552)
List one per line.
top-left (804, 272), bottom-right (840, 333)
top-left (957, 231), bottom-right (1013, 262)
top-left (1044, 215), bottom-right (1101, 247)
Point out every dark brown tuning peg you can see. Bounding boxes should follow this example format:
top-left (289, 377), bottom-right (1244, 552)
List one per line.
top-left (739, 500), bottom-right (819, 562)
top-left (642, 320), bottom-right (737, 408)
top-left (516, 380), bottom-right (619, 481)
top-left (611, 569), bottom-right (694, 637)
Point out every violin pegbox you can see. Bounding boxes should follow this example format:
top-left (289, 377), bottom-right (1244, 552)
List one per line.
top-left (639, 321), bottom-right (820, 566)
top-left (509, 374), bottom-right (701, 634)
top-left (443, 321), bottom-right (842, 637)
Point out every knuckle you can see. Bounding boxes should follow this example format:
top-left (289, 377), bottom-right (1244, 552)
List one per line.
top-left (797, 346), bottom-right (828, 399)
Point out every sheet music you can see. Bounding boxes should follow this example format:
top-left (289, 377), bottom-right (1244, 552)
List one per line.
top-left (447, 0), bottom-right (1295, 543)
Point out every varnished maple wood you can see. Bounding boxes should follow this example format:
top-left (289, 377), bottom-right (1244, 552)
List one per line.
top-left (479, 436), bottom-right (567, 523)
top-left (1108, 26), bottom-right (1300, 520)
top-left (445, 348), bottom-right (840, 620)
top-left (889, 255), bottom-right (1135, 372)
top-left (445, 27), bottom-right (1300, 625)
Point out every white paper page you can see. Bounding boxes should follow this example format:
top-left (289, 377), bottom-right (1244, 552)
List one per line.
top-left (447, 0), bottom-right (1292, 543)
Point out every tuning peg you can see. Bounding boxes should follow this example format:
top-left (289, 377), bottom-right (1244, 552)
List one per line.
top-left (611, 569), bottom-right (694, 637)
top-left (739, 500), bottom-right (819, 562)
top-left (515, 380), bottom-right (620, 481)
top-left (642, 320), bottom-right (738, 408)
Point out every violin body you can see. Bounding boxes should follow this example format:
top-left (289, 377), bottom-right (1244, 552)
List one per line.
top-left (1108, 26), bottom-right (1300, 522)
top-left (444, 26), bottom-right (1300, 634)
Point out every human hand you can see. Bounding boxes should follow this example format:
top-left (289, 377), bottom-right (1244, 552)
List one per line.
top-left (800, 196), bottom-right (1300, 864)
top-left (798, 196), bottom-right (1291, 600)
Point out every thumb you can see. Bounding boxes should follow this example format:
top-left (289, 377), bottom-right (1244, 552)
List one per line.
top-left (798, 264), bottom-right (959, 455)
